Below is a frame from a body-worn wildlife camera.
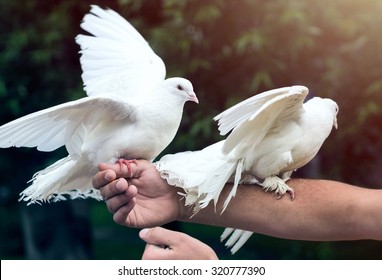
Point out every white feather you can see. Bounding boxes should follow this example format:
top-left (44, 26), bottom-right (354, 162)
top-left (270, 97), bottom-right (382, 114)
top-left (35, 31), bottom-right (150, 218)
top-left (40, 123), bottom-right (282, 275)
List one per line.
top-left (75, 5), bottom-right (165, 97)
top-left (0, 6), bottom-right (198, 204)
top-left (155, 85), bottom-right (338, 253)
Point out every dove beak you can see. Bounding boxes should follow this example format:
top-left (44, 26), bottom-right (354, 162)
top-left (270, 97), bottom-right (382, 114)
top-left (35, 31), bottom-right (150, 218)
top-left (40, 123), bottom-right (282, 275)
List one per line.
top-left (333, 117), bottom-right (338, 129)
top-left (188, 92), bottom-right (199, 104)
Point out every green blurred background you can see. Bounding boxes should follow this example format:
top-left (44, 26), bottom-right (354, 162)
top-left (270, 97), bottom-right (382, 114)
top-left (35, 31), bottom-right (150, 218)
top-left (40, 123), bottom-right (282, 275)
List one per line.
top-left (0, 0), bottom-right (381, 259)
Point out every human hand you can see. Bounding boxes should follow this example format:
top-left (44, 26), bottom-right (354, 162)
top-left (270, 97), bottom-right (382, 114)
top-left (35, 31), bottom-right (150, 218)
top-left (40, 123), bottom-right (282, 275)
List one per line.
top-left (139, 227), bottom-right (218, 260)
top-left (92, 160), bottom-right (186, 228)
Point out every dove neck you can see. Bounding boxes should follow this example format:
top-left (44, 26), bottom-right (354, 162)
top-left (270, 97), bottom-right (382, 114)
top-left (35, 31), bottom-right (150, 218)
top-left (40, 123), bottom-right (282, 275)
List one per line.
top-left (147, 90), bottom-right (186, 111)
top-left (143, 92), bottom-right (184, 126)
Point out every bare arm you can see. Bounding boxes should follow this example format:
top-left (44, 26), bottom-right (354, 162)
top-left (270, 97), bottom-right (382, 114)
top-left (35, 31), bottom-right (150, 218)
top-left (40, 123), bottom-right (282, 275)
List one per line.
top-left (186, 179), bottom-right (382, 241)
top-left (93, 160), bottom-right (382, 241)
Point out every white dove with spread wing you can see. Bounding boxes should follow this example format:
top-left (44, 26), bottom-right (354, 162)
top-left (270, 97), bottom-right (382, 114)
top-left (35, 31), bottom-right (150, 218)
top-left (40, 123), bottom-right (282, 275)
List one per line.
top-left (0, 5), bottom-right (198, 204)
top-left (155, 85), bottom-right (338, 253)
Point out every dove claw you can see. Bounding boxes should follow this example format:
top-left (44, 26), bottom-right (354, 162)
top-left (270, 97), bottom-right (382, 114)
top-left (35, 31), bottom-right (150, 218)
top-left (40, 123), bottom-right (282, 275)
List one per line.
top-left (276, 189), bottom-right (295, 200)
top-left (288, 189), bottom-right (295, 200)
top-left (116, 159), bottom-right (137, 178)
top-left (260, 175), bottom-right (295, 200)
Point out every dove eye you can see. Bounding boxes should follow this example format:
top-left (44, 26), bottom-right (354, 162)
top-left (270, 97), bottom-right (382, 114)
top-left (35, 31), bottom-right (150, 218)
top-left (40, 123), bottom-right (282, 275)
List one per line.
top-left (177, 85), bottom-right (184, 91)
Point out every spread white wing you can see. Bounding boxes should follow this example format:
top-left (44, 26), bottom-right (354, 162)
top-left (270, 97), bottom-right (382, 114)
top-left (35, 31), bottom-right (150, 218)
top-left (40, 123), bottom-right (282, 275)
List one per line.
top-left (75, 5), bottom-right (166, 97)
top-left (214, 86), bottom-right (300, 135)
top-left (0, 95), bottom-right (137, 158)
top-left (221, 86), bottom-right (308, 157)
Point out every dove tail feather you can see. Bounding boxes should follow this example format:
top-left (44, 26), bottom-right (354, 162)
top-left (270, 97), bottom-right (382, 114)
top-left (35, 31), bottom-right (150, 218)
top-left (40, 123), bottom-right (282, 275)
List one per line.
top-left (155, 155), bottom-right (237, 213)
top-left (155, 144), bottom-right (245, 214)
top-left (221, 158), bottom-right (244, 212)
top-left (198, 160), bottom-right (238, 211)
top-left (19, 156), bottom-right (101, 205)
top-left (220, 227), bottom-right (235, 241)
top-left (221, 228), bottom-right (254, 254)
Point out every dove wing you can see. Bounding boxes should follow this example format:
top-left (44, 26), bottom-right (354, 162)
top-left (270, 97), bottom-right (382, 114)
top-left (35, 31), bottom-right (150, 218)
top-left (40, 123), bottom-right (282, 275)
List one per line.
top-left (214, 86), bottom-right (297, 136)
top-left (222, 86), bottom-right (309, 156)
top-left (0, 95), bottom-right (138, 157)
top-left (76, 5), bottom-right (166, 97)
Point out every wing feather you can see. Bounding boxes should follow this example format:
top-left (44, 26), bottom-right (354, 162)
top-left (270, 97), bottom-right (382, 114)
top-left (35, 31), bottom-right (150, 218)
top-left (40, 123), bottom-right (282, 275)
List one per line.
top-left (83, 5), bottom-right (146, 43)
top-left (76, 5), bottom-right (166, 97)
top-left (0, 96), bottom-right (137, 155)
top-left (214, 86), bottom-right (295, 135)
top-left (222, 86), bottom-right (308, 156)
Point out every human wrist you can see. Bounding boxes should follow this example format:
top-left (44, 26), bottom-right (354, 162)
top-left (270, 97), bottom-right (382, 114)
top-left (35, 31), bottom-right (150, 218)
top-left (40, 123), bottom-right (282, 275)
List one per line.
top-left (175, 186), bottom-right (229, 225)
top-left (175, 189), bottom-right (194, 222)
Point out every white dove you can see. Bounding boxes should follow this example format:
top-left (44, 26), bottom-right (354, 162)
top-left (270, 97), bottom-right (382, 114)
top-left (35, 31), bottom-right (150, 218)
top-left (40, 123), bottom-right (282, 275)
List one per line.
top-left (155, 85), bottom-right (338, 253)
top-left (0, 5), bottom-right (198, 204)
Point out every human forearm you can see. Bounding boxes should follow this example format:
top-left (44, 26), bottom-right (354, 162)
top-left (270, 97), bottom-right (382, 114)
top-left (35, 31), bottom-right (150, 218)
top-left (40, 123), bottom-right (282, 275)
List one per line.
top-left (94, 161), bottom-right (382, 241)
top-left (178, 179), bottom-right (382, 241)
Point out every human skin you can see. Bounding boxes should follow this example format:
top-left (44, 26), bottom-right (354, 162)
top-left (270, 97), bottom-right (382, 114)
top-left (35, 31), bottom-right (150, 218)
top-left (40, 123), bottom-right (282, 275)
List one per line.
top-left (92, 160), bottom-right (382, 242)
top-left (139, 227), bottom-right (218, 260)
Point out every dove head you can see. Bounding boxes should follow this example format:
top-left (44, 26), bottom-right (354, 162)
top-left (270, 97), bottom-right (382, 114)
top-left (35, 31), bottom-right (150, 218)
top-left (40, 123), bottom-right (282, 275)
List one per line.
top-left (309, 97), bottom-right (339, 129)
top-left (164, 78), bottom-right (199, 104)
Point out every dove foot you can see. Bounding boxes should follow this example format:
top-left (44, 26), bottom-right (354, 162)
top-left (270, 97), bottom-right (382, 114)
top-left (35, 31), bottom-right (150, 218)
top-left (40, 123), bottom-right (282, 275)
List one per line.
top-left (116, 159), bottom-right (137, 178)
top-left (259, 175), bottom-right (295, 200)
top-left (275, 188), bottom-right (295, 200)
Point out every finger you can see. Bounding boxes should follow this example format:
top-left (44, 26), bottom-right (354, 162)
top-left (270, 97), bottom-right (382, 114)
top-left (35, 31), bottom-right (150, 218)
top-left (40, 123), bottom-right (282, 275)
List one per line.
top-left (112, 197), bottom-right (137, 225)
top-left (141, 243), bottom-right (173, 260)
top-left (92, 169), bottom-right (117, 190)
top-left (98, 160), bottom-right (153, 179)
top-left (139, 227), bottom-right (177, 246)
top-left (119, 159), bottom-right (154, 179)
top-left (98, 162), bottom-right (132, 178)
top-left (100, 178), bottom-right (130, 200)
top-left (105, 182), bottom-right (138, 213)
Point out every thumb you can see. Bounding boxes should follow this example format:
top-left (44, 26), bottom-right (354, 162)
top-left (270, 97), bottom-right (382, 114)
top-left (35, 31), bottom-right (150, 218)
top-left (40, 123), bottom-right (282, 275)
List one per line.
top-left (139, 227), bottom-right (173, 246)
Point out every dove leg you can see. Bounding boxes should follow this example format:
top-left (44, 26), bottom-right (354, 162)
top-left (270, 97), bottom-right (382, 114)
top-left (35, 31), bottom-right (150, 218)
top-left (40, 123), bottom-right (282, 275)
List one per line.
top-left (259, 175), bottom-right (295, 200)
top-left (116, 159), bottom-right (138, 178)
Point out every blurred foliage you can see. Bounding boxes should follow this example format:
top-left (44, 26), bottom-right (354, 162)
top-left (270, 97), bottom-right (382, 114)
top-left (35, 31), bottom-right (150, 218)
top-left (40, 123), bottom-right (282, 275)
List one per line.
top-left (0, 0), bottom-right (381, 259)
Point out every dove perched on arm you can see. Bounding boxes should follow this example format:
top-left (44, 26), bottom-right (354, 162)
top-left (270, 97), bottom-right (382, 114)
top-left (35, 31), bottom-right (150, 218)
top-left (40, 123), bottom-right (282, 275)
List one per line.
top-left (0, 5), bottom-right (198, 204)
top-left (155, 85), bottom-right (338, 253)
